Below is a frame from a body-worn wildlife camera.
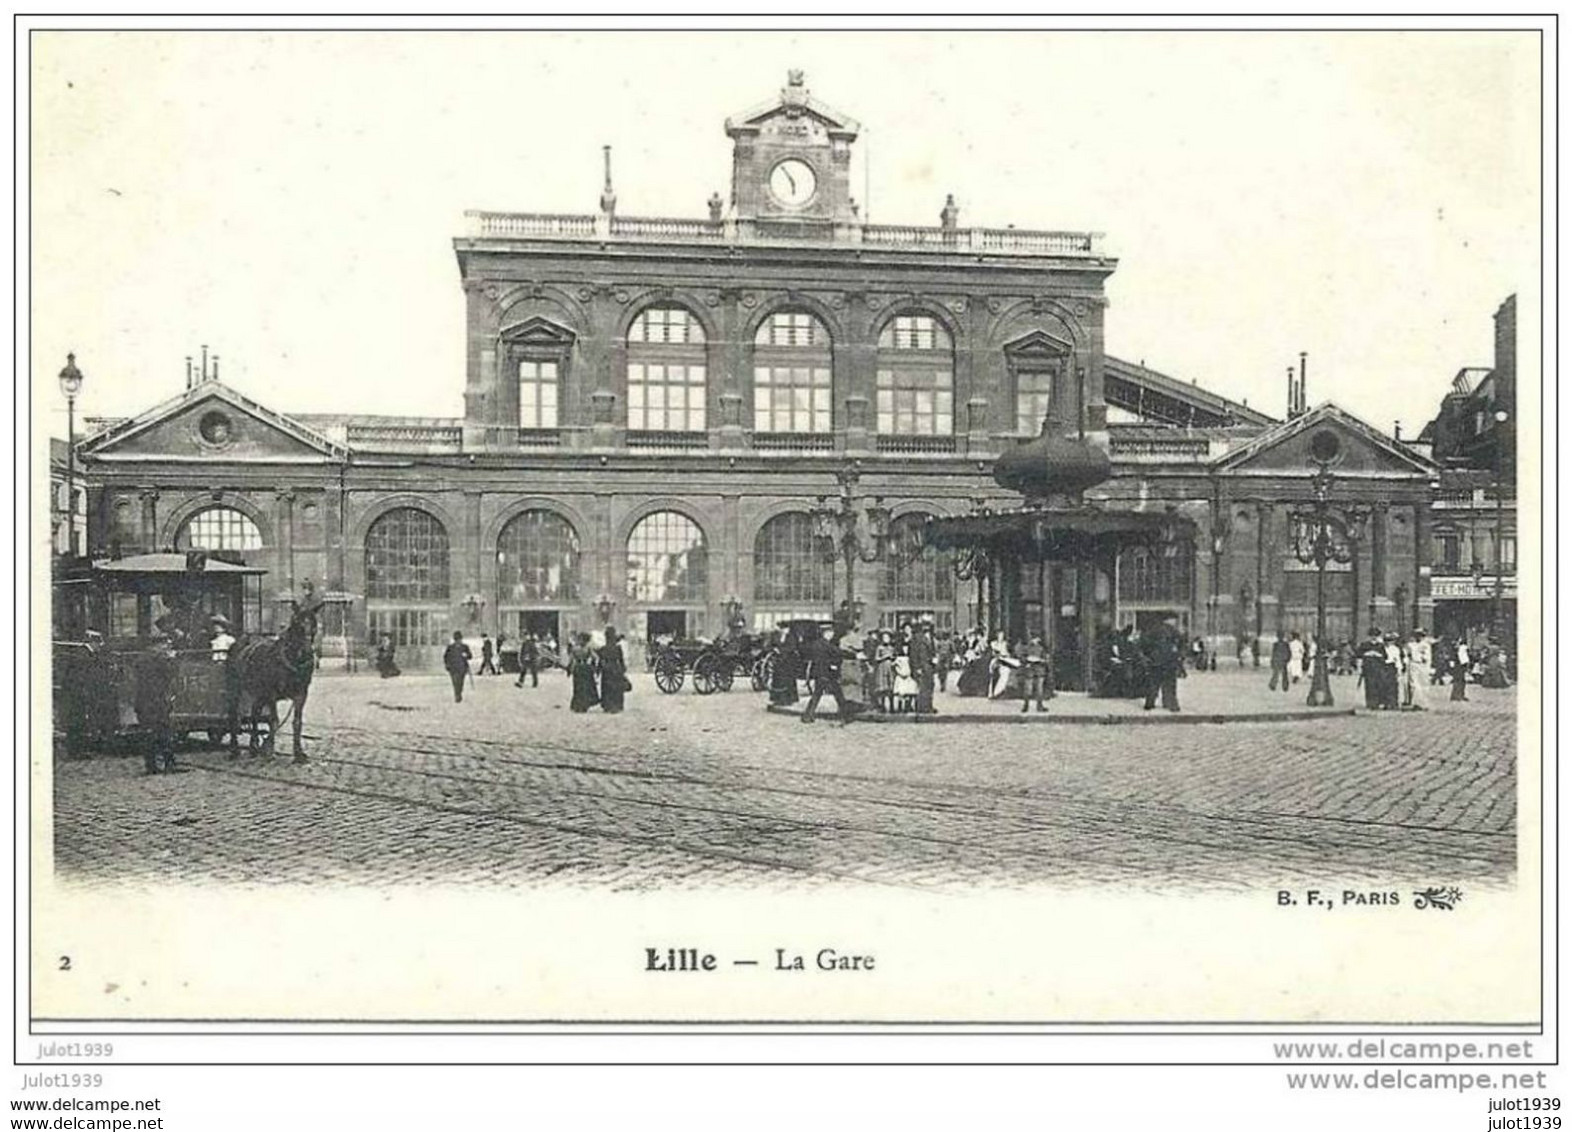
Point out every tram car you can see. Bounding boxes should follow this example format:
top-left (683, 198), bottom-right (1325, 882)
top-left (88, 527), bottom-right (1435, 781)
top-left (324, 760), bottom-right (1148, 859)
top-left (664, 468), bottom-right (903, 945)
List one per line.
top-left (51, 551), bottom-right (269, 751)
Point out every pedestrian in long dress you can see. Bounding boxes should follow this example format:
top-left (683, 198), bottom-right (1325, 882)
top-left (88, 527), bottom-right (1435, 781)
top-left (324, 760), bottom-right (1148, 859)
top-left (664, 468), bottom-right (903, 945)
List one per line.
top-left (1287, 632), bottom-right (1305, 684)
top-left (568, 633), bottom-right (600, 713)
top-left (1381, 633), bottom-right (1404, 710)
top-left (598, 627), bottom-right (628, 713)
top-left (768, 632), bottom-right (800, 706)
top-left (869, 631), bottom-right (896, 713)
top-left (1403, 630), bottom-right (1431, 710)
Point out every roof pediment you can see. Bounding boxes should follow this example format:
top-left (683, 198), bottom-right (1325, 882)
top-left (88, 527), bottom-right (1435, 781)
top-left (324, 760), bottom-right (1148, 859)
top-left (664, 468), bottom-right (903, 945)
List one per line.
top-left (79, 381), bottom-right (347, 464)
top-left (725, 71), bottom-right (860, 139)
top-left (1210, 403), bottom-right (1437, 479)
top-left (1004, 329), bottom-right (1073, 358)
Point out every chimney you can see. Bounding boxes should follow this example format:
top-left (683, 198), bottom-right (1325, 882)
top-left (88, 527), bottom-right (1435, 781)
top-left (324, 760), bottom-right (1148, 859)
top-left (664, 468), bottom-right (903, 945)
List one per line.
top-left (201, 344), bottom-right (209, 384)
top-left (1298, 351), bottom-right (1308, 415)
top-left (212, 354), bottom-right (220, 382)
top-left (1394, 420), bottom-right (1402, 441)
top-left (185, 356), bottom-right (194, 390)
top-left (1286, 365), bottom-right (1296, 419)
top-left (599, 145), bottom-right (617, 216)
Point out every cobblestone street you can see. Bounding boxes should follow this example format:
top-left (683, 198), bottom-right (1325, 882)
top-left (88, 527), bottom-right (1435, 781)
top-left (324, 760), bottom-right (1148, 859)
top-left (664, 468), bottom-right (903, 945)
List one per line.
top-left (52, 669), bottom-right (1519, 892)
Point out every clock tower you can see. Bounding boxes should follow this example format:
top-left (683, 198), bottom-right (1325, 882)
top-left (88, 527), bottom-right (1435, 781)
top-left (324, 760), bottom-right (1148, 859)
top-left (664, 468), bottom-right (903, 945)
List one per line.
top-left (725, 71), bottom-right (860, 225)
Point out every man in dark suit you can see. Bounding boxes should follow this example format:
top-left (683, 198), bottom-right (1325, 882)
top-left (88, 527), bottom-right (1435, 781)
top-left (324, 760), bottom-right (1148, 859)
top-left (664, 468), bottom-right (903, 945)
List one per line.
top-left (515, 633), bottom-right (540, 688)
top-left (1268, 630), bottom-right (1292, 692)
top-left (443, 631), bottom-right (472, 703)
top-left (800, 627), bottom-right (850, 725)
top-left (910, 619), bottom-right (938, 714)
top-left (1142, 614), bottom-right (1186, 712)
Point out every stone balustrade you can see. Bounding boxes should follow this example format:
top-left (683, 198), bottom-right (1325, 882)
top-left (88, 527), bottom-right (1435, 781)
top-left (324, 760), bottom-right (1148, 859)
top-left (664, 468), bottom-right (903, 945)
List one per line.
top-left (463, 209), bottom-right (1102, 257)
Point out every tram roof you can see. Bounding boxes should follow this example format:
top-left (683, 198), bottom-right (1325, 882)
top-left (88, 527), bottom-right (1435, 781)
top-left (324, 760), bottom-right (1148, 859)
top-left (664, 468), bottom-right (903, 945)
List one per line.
top-left (91, 553), bottom-right (266, 576)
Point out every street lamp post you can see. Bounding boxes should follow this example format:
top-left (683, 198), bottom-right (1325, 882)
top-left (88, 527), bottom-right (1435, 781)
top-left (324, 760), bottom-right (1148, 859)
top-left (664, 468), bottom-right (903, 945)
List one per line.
top-left (57, 354), bottom-right (84, 558)
top-left (1492, 409), bottom-right (1510, 644)
top-left (810, 467), bottom-right (895, 634)
top-left (1289, 432), bottom-right (1365, 707)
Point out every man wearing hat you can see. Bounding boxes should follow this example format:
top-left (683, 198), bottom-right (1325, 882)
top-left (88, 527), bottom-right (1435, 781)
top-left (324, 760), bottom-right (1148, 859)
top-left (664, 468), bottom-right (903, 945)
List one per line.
top-left (209, 615), bottom-right (236, 662)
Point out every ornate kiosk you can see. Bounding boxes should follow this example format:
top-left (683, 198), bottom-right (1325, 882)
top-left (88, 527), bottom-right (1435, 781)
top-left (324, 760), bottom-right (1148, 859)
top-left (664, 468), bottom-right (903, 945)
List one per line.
top-left (925, 419), bottom-right (1194, 692)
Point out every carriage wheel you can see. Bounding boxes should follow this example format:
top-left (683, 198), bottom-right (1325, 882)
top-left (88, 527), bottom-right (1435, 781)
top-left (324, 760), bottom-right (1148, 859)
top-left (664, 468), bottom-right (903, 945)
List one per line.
top-left (692, 657), bottom-right (718, 695)
top-left (654, 656), bottom-right (685, 694)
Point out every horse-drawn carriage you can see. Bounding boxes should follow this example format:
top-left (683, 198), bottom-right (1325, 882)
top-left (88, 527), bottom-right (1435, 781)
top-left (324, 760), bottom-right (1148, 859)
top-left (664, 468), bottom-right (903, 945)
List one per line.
top-left (650, 633), bottom-right (772, 695)
top-left (51, 551), bottom-right (318, 761)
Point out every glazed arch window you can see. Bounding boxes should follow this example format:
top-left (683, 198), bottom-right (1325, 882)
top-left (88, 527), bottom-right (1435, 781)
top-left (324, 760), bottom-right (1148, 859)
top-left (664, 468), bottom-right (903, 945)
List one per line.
top-left (364, 507), bottom-right (450, 602)
top-left (753, 310), bottom-right (833, 434)
top-left (177, 506), bottom-right (262, 552)
top-left (626, 511), bottom-right (708, 603)
top-left (628, 306), bottom-right (707, 432)
top-left (876, 314), bottom-right (954, 436)
top-left (753, 512), bottom-right (833, 604)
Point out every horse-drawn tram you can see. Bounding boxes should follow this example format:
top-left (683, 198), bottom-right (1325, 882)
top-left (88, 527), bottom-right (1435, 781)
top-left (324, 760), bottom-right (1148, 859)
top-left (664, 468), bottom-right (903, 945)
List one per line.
top-left (52, 551), bottom-right (269, 756)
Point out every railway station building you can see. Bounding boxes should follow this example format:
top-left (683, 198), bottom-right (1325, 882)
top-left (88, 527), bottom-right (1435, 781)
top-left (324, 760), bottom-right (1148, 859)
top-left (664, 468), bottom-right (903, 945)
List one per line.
top-left (74, 73), bottom-right (1438, 669)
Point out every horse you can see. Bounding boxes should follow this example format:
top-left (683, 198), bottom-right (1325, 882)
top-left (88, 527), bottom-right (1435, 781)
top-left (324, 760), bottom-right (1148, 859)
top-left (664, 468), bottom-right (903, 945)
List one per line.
top-left (226, 601), bottom-right (320, 763)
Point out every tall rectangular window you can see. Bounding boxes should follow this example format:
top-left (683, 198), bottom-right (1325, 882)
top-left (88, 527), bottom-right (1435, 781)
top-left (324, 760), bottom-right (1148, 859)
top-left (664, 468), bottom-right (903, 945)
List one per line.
top-left (628, 362), bottom-right (707, 432)
top-left (754, 366), bottom-right (832, 433)
top-left (1015, 369), bottom-right (1054, 435)
top-left (876, 368), bottom-right (953, 435)
top-left (519, 360), bottom-right (559, 429)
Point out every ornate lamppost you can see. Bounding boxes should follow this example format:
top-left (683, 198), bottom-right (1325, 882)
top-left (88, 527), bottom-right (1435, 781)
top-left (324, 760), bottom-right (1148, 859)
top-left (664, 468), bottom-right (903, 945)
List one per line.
top-left (810, 467), bottom-right (898, 634)
top-left (1207, 514), bottom-right (1228, 671)
top-left (1288, 431), bottom-right (1366, 707)
top-left (1239, 581), bottom-right (1255, 666)
top-left (1491, 408), bottom-right (1510, 644)
top-left (722, 595), bottom-right (745, 636)
top-left (57, 353), bottom-right (84, 558)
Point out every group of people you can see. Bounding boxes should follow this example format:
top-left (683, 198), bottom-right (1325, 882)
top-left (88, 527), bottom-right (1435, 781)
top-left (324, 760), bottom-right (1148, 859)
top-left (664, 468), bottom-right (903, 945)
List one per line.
top-left (766, 612), bottom-right (1194, 719)
top-left (438, 628), bottom-right (619, 710)
top-left (1353, 628), bottom-right (1439, 711)
top-left (768, 619), bottom-right (941, 724)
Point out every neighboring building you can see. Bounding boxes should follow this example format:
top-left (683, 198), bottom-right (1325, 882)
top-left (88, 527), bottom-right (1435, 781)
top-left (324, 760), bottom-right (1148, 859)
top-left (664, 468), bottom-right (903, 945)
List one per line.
top-left (74, 73), bottom-right (1436, 669)
top-left (49, 438), bottom-right (86, 558)
top-left (1420, 296), bottom-right (1517, 650)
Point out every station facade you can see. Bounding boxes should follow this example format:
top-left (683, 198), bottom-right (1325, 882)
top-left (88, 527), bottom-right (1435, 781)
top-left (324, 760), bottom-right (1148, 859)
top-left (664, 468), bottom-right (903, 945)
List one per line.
top-left (75, 74), bottom-right (1438, 668)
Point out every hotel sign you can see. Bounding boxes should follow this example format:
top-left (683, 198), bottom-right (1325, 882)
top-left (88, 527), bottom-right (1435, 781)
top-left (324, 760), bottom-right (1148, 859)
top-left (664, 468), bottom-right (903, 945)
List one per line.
top-left (1430, 576), bottom-right (1517, 600)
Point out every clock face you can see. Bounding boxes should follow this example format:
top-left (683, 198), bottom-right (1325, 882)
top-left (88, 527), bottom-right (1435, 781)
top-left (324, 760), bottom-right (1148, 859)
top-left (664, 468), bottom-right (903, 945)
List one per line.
top-left (769, 158), bottom-right (818, 207)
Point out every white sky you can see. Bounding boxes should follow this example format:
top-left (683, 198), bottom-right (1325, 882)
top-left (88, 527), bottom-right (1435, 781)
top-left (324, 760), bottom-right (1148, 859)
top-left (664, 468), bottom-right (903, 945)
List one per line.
top-left (31, 29), bottom-right (1541, 437)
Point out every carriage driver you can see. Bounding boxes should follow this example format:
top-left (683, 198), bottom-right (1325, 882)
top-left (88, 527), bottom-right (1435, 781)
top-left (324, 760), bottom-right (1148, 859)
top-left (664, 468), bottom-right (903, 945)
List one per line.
top-left (209, 615), bottom-right (236, 661)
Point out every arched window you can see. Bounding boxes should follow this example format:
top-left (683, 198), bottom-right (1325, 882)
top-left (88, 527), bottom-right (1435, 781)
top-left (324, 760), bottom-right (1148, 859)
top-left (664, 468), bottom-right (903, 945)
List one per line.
top-left (626, 511), bottom-right (707, 603)
top-left (176, 506), bottom-right (262, 552)
top-left (880, 512), bottom-right (953, 607)
top-left (627, 305), bottom-right (707, 432)
top-left (496, 510), bottom-right (581, 603)
top-left (754, 513), bottom-right (833, 604)
top-left (364, 507), bottom-right (451, 659)
top-left (753, 310), bottom-right (833, 434)
top-left (876, 314), bottom-right (954, 435)
top-left (365, 508), bottom-right (450, 602)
